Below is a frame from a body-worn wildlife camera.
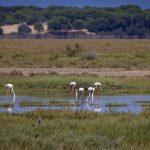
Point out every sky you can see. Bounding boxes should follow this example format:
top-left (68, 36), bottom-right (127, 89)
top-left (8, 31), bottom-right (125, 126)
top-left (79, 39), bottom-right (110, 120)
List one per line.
top-left (0, 0), bottom-right (149, 9)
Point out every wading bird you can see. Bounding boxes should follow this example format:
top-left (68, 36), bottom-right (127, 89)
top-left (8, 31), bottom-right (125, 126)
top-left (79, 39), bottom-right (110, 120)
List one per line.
top-left (79, 87), bottom-right (85, 108)
top-left (94, 82), bottom-right (102, 96)
top-left (86, 87), bottom-right (95, 102)
top-left (5, 83), bottom-right (15, 103)
top-left (70, 82), bottom-right (78, 100)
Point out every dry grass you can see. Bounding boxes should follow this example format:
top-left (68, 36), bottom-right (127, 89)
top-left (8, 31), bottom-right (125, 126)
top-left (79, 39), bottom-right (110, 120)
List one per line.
top-left (0, 39), bottom-right (149, 68)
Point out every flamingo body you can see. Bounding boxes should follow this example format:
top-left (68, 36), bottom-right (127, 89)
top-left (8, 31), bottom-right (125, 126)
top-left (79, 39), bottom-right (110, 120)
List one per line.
top-left (94, 82), bottom-right (102, 87)
top-left (86, 87), bottom-right (95, 101)
top-left (94, 82), bottom-right (102, 96)
top-left (70, 82), bottom-right (78, 100)
top-left (79, 87), bottom-right (84, 92)
top-left (5, 83), bottom-right (15, 98)
top-left (5, 83), bottom-right (13, 89)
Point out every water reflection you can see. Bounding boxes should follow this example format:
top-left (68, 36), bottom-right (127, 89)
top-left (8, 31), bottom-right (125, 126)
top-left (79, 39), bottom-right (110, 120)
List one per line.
top-left (0, 94), bottom-right (149, 113)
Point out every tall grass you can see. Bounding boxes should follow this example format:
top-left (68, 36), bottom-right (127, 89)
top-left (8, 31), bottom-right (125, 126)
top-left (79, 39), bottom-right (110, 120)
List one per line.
top-left (0, 39), bottom-right (149, 68)
top-left (0, 109), bottom-right (150, 150)
top-left (0, 75), bottom-right (150, 94)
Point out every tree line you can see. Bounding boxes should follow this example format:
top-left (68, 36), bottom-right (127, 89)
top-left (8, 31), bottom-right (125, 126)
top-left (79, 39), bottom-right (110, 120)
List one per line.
top-left (0, 5), bottom-right (150, 37)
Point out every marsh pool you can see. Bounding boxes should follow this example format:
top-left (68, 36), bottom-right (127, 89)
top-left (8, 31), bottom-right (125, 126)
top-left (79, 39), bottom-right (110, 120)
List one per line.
top-left (0, 94), bottom-right (150, 113)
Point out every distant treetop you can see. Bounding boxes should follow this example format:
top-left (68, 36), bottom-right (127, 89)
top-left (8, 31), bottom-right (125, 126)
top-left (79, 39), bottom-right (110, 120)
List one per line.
top-left (0, 5), bottom-right (150, 37)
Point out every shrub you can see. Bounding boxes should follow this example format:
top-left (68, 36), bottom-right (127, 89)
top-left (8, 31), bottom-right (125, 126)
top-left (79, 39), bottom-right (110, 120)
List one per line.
top-left (65, 43), bottom-right (82, 57)
top-left (82, 51), bottom-right (98, 60)
top-left (34, 22), bottom-right (44, 32)
top-left (18, 24), bottom-right (32, 34)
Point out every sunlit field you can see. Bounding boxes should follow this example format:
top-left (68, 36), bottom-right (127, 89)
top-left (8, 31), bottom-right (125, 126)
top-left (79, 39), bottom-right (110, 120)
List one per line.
top-left (0, 39), bottom-right (149, 69)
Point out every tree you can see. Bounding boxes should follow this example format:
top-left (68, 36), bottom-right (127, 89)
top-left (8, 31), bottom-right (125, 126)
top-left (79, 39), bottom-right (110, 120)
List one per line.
top-left (48, 16), bottom-right (71, 31)
top-left (72, 19), bottom-right (84, 30)
top-left (87, 17), bottom-right (109, 33)
top-left (18, 24), bottom-right (32, 33)
top-left (34, 22), bottom-right (44, 32)
top-left (0, 27), bottom-right (3, 35)
top-left (119, 5), bottom-right (141, 13)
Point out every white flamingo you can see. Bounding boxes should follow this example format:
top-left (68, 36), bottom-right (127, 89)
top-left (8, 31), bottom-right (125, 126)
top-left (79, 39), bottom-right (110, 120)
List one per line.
top-left (94, 82), bottom-right (102, 96)
top-left (5, 83), bottom-right (15, 103)
top-left (79, 87), bottom-right (85, 108)
top-left (79, 87), bottom-right (84, 98)
top-left (86, 87), bottom-right (95, 102)
top-left (70, 82), bottom-right (78, 100)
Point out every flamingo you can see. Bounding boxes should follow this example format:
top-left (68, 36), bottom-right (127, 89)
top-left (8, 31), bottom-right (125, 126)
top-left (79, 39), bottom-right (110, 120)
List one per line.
top-left (86, 87), bottom-right (95, 102)
top-left (79, 87), bottom-right (84, 108)
top-left (70, 82), bottom-right (78, 100)
top-left (94, 82), bottom-right (102, 96)
top-left (5, 83), bottom-right (15, 103)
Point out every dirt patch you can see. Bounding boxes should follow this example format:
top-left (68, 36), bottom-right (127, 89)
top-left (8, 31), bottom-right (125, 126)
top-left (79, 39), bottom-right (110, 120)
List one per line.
top-left (0, 68), bottom-right (150, 77)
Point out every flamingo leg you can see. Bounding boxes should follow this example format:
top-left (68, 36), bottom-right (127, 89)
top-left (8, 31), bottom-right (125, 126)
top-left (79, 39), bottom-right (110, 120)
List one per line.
top-left (8, 89), bottom-right (10, 96)
top-left (6, 89), bottom-right (8, 96)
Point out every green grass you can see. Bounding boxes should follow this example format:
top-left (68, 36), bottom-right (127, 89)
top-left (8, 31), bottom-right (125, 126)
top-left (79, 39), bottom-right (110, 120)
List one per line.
top-left (20, 101), bottom-right (80, 107)
top-left (0, 103), bottom-right (14, 108)
top-left (0, 39), bottom-right (149, 69)
top-left (105, 103), bottom-right (128, 107)
top-left (0, 109), bottom-right (150, 150)
top-left (0, 75), bottom-right (150, 94)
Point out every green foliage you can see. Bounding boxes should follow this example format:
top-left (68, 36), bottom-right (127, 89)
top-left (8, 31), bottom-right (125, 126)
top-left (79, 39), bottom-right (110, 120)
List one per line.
top-left (34, 22), bottom-right (44, 32)
top-left (48, 16), bottom-right (71, 31)
top-left (0, 5), bottom-right (150, 36)
top-left (18, 24), bottom-right (32, 33)
top-left (72, 19), bottom-right (84, 30)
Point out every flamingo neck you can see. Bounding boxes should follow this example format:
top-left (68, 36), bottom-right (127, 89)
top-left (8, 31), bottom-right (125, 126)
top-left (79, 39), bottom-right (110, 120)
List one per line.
top-left (11, 88), bottom-right (15, 97)
top-left (92, 91), bottom-right (94, 101)
top-left (75, 88), bottom-right (78, 100)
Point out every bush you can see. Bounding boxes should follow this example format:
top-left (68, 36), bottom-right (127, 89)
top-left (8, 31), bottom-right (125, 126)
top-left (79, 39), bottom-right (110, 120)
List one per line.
top-left (65, 43), bottom-right (82, 57)
top-left (82, 51), bottom-right (98, 60)
top-left (34, 22), bottom-right (44, 32)
top-left (18, 24), bottom-right (32, 34)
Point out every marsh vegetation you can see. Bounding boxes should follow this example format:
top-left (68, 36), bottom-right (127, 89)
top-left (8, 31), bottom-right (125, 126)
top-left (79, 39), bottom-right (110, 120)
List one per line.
top-left (0, 109), bottom-right (150, 150)
top-left (0, 74), bottom-right (149, 94)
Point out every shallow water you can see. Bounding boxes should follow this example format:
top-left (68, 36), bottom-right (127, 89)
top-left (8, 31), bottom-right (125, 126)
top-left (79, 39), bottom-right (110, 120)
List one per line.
top-left (0, 94), bottom-right (150, 113)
